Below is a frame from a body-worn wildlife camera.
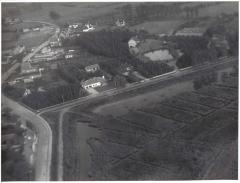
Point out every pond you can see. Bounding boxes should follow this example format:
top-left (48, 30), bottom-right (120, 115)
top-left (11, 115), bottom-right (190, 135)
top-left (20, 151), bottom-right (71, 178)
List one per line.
top-left (144, 49), bottom-right (173, 61)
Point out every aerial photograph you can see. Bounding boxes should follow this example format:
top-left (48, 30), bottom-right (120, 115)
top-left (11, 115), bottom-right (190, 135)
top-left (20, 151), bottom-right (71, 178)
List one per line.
top-left (1, 1), bottom-right (238, 181)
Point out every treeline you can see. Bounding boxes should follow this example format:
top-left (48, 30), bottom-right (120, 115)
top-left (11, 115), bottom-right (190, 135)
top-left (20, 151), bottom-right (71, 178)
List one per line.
top-left (131, 58), bottom-right (174, 78)
top-left (57, 63), bottom-right (109, 84)
top-left (176, 48), bottom-right (218, 69)
top-left (3, 84), bottom-right (87, 110)
top-left (63, 29), bottom-right (134, 58)
top-left (21, 84), bottom-right (87, 110)
top-left (167, 36), bottom-right (209, 54)
top-left (63, 29), bottom-right (174, 78)
top-left (168, 36), bottom-right (213, 68)
top-left (2, 108), bottom-right (33, 181)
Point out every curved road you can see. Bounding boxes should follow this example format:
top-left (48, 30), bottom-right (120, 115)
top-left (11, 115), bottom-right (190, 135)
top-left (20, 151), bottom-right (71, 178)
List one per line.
top-left (2, 95), bottom-right (52, 181)
top-left (2, 19), bottom-right (58, 180)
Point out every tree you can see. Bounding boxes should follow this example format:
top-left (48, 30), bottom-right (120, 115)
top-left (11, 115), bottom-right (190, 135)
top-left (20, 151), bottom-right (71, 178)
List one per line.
top-left (176, 53), bottom-right (192, 69)
top-left (49, 11), bottom-right (60, 21)
top-left (113, 75), bottom-right (127, 88)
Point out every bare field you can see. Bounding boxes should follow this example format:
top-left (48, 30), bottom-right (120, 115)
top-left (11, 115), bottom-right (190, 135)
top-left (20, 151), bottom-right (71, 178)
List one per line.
top-left (129, 20), bottom-right (186, 34)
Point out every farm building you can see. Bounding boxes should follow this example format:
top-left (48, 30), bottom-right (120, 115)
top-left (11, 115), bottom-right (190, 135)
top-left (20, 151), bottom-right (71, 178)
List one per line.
top-left (85, 64), bottom-right (100, 73)
top-left (128, 36), bottom-right (141, 48)
top-left (81, 76), bottom-right (106, 89)
top-left (175, 27), bottom-right (206, 37)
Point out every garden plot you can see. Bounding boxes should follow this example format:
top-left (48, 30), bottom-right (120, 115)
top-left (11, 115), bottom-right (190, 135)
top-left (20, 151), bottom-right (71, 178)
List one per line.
top-left (177, 92), bottom-right (228, 108)
top-left (131, 138), bottom-right (215, 179)
top-left (64, 112), bottom-right (92, 123)
top-left (103, 130), bottom-right (154, 148)
top-left (216, 76), bottom-right (238, 89)
top-left (109, 159), bottom-right (162, 180)
top-left (140, 104), bottom-right (200, 124)
top-left (101, 142), bottom-right (136, 160)
top-left (200, 122), bottom-right (237, 149)
top-left (161, 98), bottom-right (214, 115)
top-left (173, 123), bottom-right (214, 143)
top-left (227, 101), bottom-right (238, 111)
top-left (100, 117), bottom-right (158, 136)
top-left (120, 111), bottom-right (184, 137)
top-left (195, 86), bottom-right (237, 101)
top-left (200, 109), bottom-right (237, 129)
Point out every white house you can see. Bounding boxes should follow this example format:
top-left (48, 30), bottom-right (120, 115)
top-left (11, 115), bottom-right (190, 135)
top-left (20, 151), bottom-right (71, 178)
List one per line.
top-left (23, 89), bottom-right (31, 96)
top-left (116, 19), bottom-right (126, 27)
top-left (81, 76), bottom-right (106, 89)
top-left (65, 54), bottom-right (73, 59)
top-left (85, 64), bottom-right (100, 73)
top-left (128, 37), bottom-right (141, 48)
top-left (83, 23), bottom-right (95, 32)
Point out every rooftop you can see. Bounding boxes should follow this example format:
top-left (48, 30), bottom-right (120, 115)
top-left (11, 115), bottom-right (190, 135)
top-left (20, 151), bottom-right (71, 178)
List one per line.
top-left (82, 76), bottom-right (105, 86)
top-left (85, 64), bottom-right (100, 70)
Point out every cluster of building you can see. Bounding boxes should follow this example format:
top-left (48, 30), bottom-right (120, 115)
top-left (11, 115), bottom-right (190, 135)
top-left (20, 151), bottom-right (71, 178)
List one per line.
top-left (60, 18), bottom-right (126, 39)
top-left (81, 64), bottom-right (107, 89)
top-left (8, 62), bottom-right (44, 85)
top-left (60, 22), bottom-right (96, 38)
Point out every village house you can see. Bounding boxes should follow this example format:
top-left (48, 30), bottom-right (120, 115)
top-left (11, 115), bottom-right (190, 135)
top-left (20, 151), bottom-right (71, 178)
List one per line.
top-left (22, 28), bottom-right (30, 33)
top-left (175, 27), bottom-right (206, 37)
top-left (65, 54), bottom-right (74, 59)
top-left (81, 76), bottom-right (106, 89)
top-left (116, 19), bottom-right (126, 27)
top-left (85, 64), bottom-right (100, 73)
top-left (128, 36), bottom-right (141, 48)
top-left (82, 23), bottom-right (95, 32)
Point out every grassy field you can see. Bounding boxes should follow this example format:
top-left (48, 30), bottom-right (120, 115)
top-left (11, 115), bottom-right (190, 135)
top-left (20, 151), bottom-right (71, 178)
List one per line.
top-left (197, 2), bottom-right (238, 17)
top-left (129, 20), bottom-right (186, 35)
top-left (3, 3), bottom-right (126, 24)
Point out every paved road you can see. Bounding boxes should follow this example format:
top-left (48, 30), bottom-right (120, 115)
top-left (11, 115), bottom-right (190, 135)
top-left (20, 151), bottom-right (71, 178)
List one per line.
top-left (2, 95), bottom-right (52, 181)
top-left (38, 57), bottom-right (237, 114)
